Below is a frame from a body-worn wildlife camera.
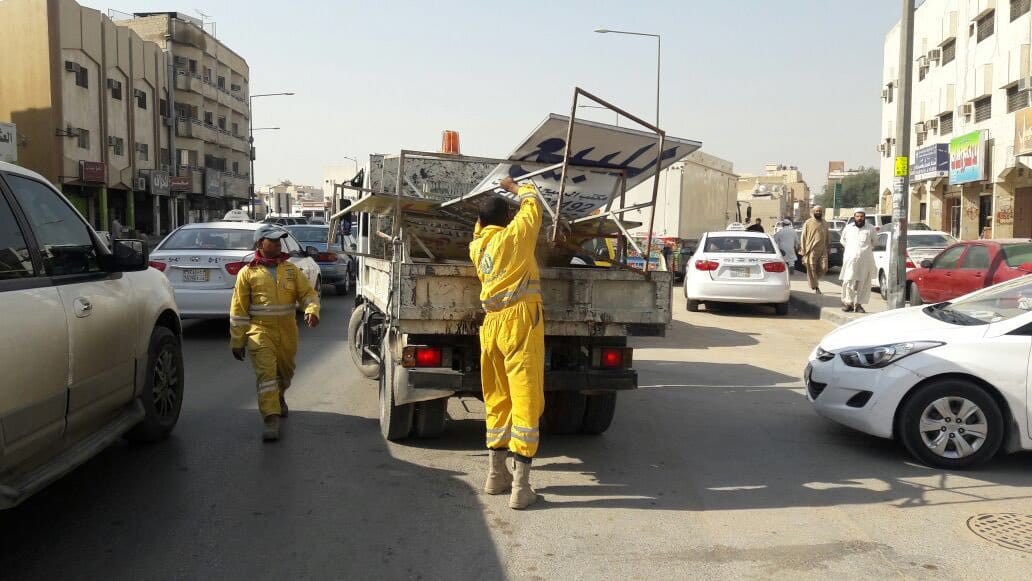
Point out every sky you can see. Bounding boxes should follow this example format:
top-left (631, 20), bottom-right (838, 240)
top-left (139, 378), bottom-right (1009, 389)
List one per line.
top-left (85, 0), bottom-right (902, 194)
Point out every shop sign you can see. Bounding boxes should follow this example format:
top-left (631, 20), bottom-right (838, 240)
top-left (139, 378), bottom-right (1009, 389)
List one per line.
top-left (80, 161), bottom-right (106, 183)
top-left (911, 143), bottom-right (949, 181)
top-left (948, 131), bottom-right (985, 185)
top-left (1015, 109), bottom-right (1032, 156)
top-left (149, 170), bottom-right (170, 196)
top-left (204, 169), bottom-right (223, 198)
top-left (170, 175), bottom-right (192, 192)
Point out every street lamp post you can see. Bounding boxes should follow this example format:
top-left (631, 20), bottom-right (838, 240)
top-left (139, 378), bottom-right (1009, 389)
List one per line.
top-left (249, 92), bottom-right (294, 218)
top-left (594, 28), bottom-right (661, 126)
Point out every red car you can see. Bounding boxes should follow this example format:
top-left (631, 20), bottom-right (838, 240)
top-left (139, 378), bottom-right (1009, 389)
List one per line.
top-left (907, 239), bottom-right (1032, 305)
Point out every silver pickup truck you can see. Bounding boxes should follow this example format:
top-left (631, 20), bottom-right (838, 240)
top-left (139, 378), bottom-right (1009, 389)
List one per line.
top-left (335, 90), bottom-right (700, 440)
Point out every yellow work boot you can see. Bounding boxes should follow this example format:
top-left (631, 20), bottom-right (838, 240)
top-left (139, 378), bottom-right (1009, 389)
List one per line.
top-left (262, 415), bottom-right (281, 442)
top-left (483, 449), bottom-right (512, 495)
top-left (509, 460), bottom-right (537, 510)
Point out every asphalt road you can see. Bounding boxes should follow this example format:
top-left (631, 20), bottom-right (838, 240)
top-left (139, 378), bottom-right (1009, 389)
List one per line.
top-left (2, 289), bottom-right (1031, 579)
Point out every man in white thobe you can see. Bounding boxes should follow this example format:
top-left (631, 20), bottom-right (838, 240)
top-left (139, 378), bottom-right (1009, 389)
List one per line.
top-left (772, 219), bottom-right (798, 267)
top-left (839, 211), bottom-right (877, 313)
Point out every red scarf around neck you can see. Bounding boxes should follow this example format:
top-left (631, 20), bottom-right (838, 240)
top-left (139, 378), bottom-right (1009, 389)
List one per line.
top-left (249, 249), bottom-right (289, 268)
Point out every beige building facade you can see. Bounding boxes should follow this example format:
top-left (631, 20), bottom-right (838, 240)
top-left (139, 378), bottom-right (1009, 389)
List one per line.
top-left (0, 0), bottom-right (174, 234)
top-left (119, 12), bottom-right (251, 224)
top-left (737, 163), bottom-right (812, 225)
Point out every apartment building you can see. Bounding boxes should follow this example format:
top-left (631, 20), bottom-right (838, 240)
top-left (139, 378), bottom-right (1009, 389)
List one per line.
top-left (737, 163), bottom-right (812, 222)
top-left (0, 0), bottom-right (173, 234)
top-left (880, 0), bottom-right (1032, 240)
top-left (119, 11), bottom-right (251, 223)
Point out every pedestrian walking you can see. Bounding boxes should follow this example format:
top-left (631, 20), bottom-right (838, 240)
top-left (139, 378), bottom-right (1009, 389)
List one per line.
top-left (839, 210), bottom-right (876, 313)
top-left (110, 216), bottom-right (124, 240)
top-left (469, 175), bottom-right (545, 510)
top-left (229, 225), bottom-right (321, 441)
top-left (800, 206), bottom-right (830, 294)
top-left (746, 218), bottom-right (764, 233)
top-left (772, 219), bottom-right (798, 267)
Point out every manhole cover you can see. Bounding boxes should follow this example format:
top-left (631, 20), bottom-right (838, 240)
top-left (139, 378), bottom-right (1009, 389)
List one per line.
top-left (967, 513), bottom-right (1032, 553)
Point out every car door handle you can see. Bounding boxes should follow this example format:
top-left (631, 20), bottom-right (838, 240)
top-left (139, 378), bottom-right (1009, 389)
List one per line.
top-left (73, 297), bottom-right (93, 318)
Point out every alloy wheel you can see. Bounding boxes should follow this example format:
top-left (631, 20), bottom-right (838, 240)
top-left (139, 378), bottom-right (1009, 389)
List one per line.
top-left (918, 396), bottom-right (988, 459)
top-left (151, 347), bottom-right (179, 420)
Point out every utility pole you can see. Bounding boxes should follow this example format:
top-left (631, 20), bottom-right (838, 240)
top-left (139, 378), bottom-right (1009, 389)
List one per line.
top-left (887, 0), bottom-right (915, 309)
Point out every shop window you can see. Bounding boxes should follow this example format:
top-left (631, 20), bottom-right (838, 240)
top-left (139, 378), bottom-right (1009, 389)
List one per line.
top-left (977, 11), bottom-right (995, 43)
top-left (974, 96), bottom-right (992, 122)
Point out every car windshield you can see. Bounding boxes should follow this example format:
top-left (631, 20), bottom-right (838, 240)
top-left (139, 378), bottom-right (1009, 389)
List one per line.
top-left (1002, 243), bottom-right (1032, 267)
top-left (829, 230), bottom-right (841, 243)
top-left (908, 234), bottom-right (955, 248)
top-left (159, 228), bottom-right (254, 250)
top-left (924, 276), bottom-right (1032, 326)
top-left (286, 226), bottom-right (329, 243)
top-left (704, 236), bottom-right (775, 253)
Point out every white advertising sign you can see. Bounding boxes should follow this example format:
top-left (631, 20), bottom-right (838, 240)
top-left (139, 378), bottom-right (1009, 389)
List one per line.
top-left (0, 122), bottom-right (16, 163)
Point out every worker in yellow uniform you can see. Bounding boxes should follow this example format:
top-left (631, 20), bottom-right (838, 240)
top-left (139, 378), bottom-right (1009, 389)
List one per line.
top-left (469, 175), bottom-right (545, 510)
top-left (230, 225), bottom-right (320, 441)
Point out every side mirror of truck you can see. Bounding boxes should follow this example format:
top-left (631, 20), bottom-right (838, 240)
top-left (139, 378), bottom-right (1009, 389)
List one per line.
top-left (108, 239), bottom-right (148, 272)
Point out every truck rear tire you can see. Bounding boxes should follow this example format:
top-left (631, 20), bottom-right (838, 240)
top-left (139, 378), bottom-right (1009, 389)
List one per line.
top-left (580, 392), bottom-right (617, 435)
top-left (378, 347), bottom-right (413, 441)
top-left (412, 398), bottom-right (448, 438)
top-left (348, 304), bottom-right (380, 379)
top-left (541, 391), bottom-right (587, 435)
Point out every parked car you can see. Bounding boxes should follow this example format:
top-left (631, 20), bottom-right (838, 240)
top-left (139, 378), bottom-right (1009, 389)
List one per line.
top-left (683, 231), bottom-right (791, 315)
top-left (284, 224), bottom-right (354, 294)
top-left (0, 161), bottom-right (184, 508)
top-left (843, 213), bottom-right (893, 233)
top-left (149, 222), bottom-right (322, 318)
top-left (807, 274), bottom-right (1032, 468)
top-left (828, 219), bottom-right (848, 231)
top-left (906, 239), bottom-right (1032, 305)
top-left (793, 229), bottom-right (844, 272)
top-left (871, 230), bottom-right (957, 299)
top-left (263, 216), bottom-right (309, 226)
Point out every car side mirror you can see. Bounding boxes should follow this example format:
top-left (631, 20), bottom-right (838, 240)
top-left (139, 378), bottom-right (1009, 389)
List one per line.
top-left (110, 239), bottom-right (148, 272)
top-left (305, 245), bottom-right (321, 257)
top-left (920, 259), bottom-right (933, 269)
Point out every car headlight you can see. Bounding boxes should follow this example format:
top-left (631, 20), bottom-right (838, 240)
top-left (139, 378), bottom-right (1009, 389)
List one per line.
top-left (839, 341), bottom-right (943, 369)
top-left (815, 347), bottom-right (835, 362)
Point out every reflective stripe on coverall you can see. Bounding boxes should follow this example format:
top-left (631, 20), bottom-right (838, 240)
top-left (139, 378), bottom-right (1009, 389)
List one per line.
top-left (230, 261), bottom-right (320, 417)
top-left (469, 184), bottom-right (545, 457)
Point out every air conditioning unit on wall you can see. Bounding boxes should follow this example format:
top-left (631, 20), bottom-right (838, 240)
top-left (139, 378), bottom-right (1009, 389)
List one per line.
top-left (915, 122), bottom-right (927, 133)
top-left (927, 48), bottom-right (942, 62)
top-left (958, 103), bottom-right (974, 117)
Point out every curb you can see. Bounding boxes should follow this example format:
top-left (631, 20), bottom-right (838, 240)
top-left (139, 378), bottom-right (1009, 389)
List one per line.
top-left (789, 292), bottom-right (861, 327)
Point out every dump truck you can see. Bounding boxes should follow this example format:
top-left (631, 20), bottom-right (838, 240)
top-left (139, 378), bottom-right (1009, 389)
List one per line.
top-left (332, 89), bottom-right (701, 440)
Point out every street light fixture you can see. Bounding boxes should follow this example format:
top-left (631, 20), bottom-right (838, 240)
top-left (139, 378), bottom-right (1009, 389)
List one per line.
top-left (248, 92), bottom-right (295, 218)
top-left (594, 28), bottom-right (661, 126)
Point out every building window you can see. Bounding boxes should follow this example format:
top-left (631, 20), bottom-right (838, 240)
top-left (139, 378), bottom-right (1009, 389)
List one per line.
top-left (109, 136), bottom-right (124, 156)
top-left (919, 202), bottom-right (928, 221)
top-left (939, 112), bottom-right (954, 135)
top-left (108, 79), bottom-right (122, 100)
top-left (918, 65), bottom-right (927, 82)
top-left (232, 161), bottom-right (240, 174)
top-left (231, 83), bottom-right (241, 92)
top-left (974, 96), bottom-right (992, 122)
top-left (941, 39), bottom-right (956, 65)
top-left (1007, 84), bottom-right (1030, 113)
top-left (136, 143), bottom-right (149, 161)
top-left (916, 131), bottom-right (926, 147)
top-left (1012, 0), bottom-right (1031, 21)
top-left (204, 111), bottom-right (214, 126)
top-left (74, 66), bottom-right (88, 88)
top-left (217, 116), bottom-right (227, 131)
top-left (231, 122), bottom-right (239, 136)
top-left (977, 10), bottom-right (995, 42)
top-left (203, 67), bottom-right (212, 83)
top-left (160, 148), bottom-right (171, 166)
top-left (217, 76), bottom-right (226, 90)
top-left (885, 83), bottom-right (894, 104)
top-left (189, 59), bottom-right (198, 74)
top-left (159, 98), bottom-right (169, 117)
top-left (76, 128), bottom-right (90, 150)
top-left (135, 89), bottom-right (147, 109)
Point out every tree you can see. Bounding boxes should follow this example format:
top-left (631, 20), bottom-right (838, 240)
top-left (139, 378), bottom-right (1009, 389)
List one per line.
top-left (817, 167), bottom-right (879, 210)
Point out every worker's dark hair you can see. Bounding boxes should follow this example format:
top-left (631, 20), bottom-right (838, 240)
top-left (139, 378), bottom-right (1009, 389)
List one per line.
top-left (478, 197), bottom-right (511, 228)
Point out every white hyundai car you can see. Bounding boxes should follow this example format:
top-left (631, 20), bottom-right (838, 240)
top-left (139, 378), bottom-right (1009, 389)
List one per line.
top-left (683, 231), bottom-right (791, 315)
top-left (149, 222), bottom-right (322, 318)
top-left (807, 275), bottom-right (1032, 468)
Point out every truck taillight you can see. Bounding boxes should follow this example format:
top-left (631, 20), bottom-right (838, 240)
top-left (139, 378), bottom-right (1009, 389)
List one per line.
top-left (762, 261), bottom-right (786, 273)
top-left (149, 261), bottom-right (167, 272)
top-left (594, 347), bottom-right (632, 369)
top-left (402, 346), bottom-right (443, 368)
top-left (224, 262), bottom-right (246, 276)
top-left (695, 260), bottom-right (719, 271)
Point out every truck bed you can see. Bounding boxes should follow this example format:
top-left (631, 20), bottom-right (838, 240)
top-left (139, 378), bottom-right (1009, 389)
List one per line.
top-left (362, 258), bottom-right (671, 337)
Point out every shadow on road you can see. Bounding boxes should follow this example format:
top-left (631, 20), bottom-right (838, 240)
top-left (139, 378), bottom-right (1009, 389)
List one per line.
top-left (633, 318), bottom-right (761, 350)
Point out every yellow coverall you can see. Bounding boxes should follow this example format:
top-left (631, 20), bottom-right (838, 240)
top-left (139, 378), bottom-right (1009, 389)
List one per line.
top-left (469, 184), bottom-right (545, 458)
top-left (229, 261), bottom-right (320, 418)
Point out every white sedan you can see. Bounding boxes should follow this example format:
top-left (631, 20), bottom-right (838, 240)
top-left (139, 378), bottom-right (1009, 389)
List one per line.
top-left (149, 222), bottom-right (321, 318)
top-left (806, 275), bottom-right (1032, 468)
top-left (683, 231), bottom-right (791, 315)
top-left (871, 229), bottom-right (956, 297)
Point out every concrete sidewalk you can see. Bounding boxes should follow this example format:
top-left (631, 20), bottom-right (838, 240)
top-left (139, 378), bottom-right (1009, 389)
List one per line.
top-left (788, 270), bottom-right (888, 326)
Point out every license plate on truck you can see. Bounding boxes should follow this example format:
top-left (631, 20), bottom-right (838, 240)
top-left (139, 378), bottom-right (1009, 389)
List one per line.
top-left (183, 269), bottom-right (209, 282)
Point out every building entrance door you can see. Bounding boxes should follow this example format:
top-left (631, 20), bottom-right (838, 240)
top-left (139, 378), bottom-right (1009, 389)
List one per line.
top-left (1015, 187), bottom-right (1032, 238)
top-left (948, 197), bottom-right (961, 238)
